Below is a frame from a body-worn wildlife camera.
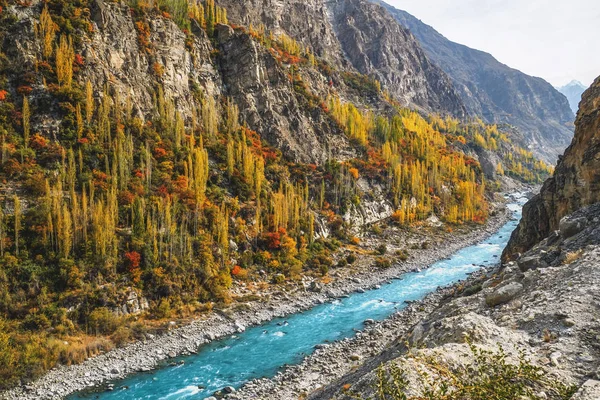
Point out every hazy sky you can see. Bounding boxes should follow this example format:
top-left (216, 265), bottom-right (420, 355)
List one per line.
top-left (383, 0), bottom-right (600, 87)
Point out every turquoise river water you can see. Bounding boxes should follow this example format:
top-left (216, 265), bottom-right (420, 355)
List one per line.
top-left (72, 197), bottom-right (525, 400)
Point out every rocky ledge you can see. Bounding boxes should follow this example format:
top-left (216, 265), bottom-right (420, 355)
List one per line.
top-left (1, 200), bottom-right (513, 400)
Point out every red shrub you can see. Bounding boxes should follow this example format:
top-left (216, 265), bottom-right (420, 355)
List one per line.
top-left (125, 251), bottom-right (141, 268)
top-left (0, 90), bottom-right (7, 101)
top-left (118, 190), bottom-right (135, 206)
top-left (74, 54), bottom-right (85, 66)
top-left (231, 265), bottom-right (243, 276)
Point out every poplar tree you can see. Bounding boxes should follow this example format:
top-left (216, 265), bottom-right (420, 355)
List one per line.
top-left (13, 196), bottom-right (21, 256)
top-left (36, 5), bottom-right (57, 59)
top-left (22, 97), bottom-right (30, 150)
top-left (56, 35), bottom-right (75, 88)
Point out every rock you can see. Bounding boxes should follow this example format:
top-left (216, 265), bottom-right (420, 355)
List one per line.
top-left (517, 255), bottom-right (543, 272)
top-left (426, 214), bottom-right (443, 227)
top-left (559, 216), bottom-right (588, 239)
top-left (223, 386), bottom-right (236, 394)
top-left (571, 380), bottom-right (600, 400)
top-left (308, 281), bottom-right (323, 293)
top-left (349, 354), bottom-right (361, 361)
top-left (550, 351), bottom-right (562, 367)
top-left (364, 319), bottom-right (375, 325)
top-left (234, 322), bottom-right (245, 333)
top-left (485, 282), bottom-right (523, 307)
top-left (110, 368), bottom-right (119, 375)
top-left (504, 77), bottom-right (600, 260)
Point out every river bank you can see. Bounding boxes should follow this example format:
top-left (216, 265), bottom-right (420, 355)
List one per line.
top-left (2, 196), bottom-right (516, 400)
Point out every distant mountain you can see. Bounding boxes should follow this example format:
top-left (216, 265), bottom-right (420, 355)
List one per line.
top-left (375, 0), bottom-right (575, 163)
top-left (558, 80), bottom-right (587, 114)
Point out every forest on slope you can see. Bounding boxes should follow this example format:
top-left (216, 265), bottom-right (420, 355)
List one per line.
top-left (0, 0), bottom-right (552, 388)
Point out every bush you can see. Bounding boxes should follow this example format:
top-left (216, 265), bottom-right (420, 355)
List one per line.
top-left (395, 249), bottom-right (409, 261)
top-left (154, 298), bottom-right (171, 319)
top-left (87, 308), bottom-right (119, 336)
top-left (336, 258), bottom-right (348, 268)
top-left (346, 254), bottom-right (357, 264)
top-left (374, 257), bottom-right (391, 269)
top-left (111, 326), bottom-right (132, 347)
top-left (376, 244), bottom-right (387, 255)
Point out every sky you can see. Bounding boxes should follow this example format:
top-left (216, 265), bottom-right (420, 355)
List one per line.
top-left (383, 0), bottom-right (600, 87)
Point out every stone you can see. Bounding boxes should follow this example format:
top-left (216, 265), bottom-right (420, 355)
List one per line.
top-left (485, 282), bottom-right (523, 307)
top-left (308, 281), bottom-right (323, 293)
top-left (571, 380), bottom-right (600, 400)
top-left (559, 216), bottom-right (588, 239)
top-left (517, 255), bottom-right (543, 272)
top-left (223, 386), bottom-right (236, 394)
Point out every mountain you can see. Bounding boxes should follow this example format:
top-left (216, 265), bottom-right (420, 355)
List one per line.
top-left (217, 0), bottom-right (467, 117)
top-left (504, 77), bottom-right (600, 260)
top-left (375, 0), bottom-right (575, 163)
top-left (0, 0), bottom-right (554, 391)
top-left (558, 80), bottom-right (587, 114)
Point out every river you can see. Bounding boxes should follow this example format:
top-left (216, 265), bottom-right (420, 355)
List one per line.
top-left (71, 196), bottom-right (525, 400)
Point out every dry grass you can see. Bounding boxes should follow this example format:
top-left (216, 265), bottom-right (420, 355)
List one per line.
top-left (562, 250), bottom-right (582, 265)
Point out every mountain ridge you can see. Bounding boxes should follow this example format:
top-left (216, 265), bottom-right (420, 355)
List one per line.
top-left (558, 79), bottom-right (587, 114)
top-left (375, 0), bottom-right (575, 163)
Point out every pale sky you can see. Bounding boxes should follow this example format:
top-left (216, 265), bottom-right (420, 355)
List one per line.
top-left (383, 0), bottom-right (600, 87)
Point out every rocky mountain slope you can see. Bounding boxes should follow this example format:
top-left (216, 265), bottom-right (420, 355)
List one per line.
top-left (376, 0), bottom-right (575, 163)
top-left (504, 77), bottom-right (600, 260)
top-left (559, 80), bottom-right (587, 114)
top-left (314, 75), bottom-right (600, 400)
top-left (218, 0), bottom-right (466, 117)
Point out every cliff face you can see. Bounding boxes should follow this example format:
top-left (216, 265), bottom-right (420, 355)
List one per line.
top-left (218, 0), bottom-right (467, 117)
top-left (377, 1), bottom-right (575, 163)
top-left (504, 76), bottom-right (600, 260)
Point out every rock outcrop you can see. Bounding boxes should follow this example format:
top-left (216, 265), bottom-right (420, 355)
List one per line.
top-left (377, 0), bottom-right (575, 163)
top-left (504, 76), bottom-right (600, 260)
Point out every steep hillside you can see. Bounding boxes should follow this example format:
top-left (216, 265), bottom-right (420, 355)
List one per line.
top-left (376, 0), bottom-right (575, 163)
top-left (558, 80), bottom-right (587, 114)
top-left (504, 77), bottom-right (600, 260)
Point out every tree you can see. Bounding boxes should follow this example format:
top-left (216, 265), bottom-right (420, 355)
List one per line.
top-left (36, 5), bottom-right (57, 59)
top-left (22, 97), bottom-right (30, 150)
top-left (13, 196), bottom-right (21, 256)
top-left (85, 80), bottom-right (94, 123)
top-left (56, 35), bottom-right (75, 87)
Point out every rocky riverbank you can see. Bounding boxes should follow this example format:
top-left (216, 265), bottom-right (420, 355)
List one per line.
top-left (1, 197), bottom-right (515, 400)
top-left (308, 204), bottom-right (600, 400)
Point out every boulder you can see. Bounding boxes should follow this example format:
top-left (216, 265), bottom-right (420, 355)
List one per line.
top-left (559, 216), bottom-right (588, 239)
top-left (571, 380), bottom-right (600, 400)
top-left (308, 281), bottom-right (323, 293)
top-left (517, 255), bottom-right (543, 272)
top-left (485, 282), bottom-right (523, 307)
top-left (223, 386), bottom-right (236, 394)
